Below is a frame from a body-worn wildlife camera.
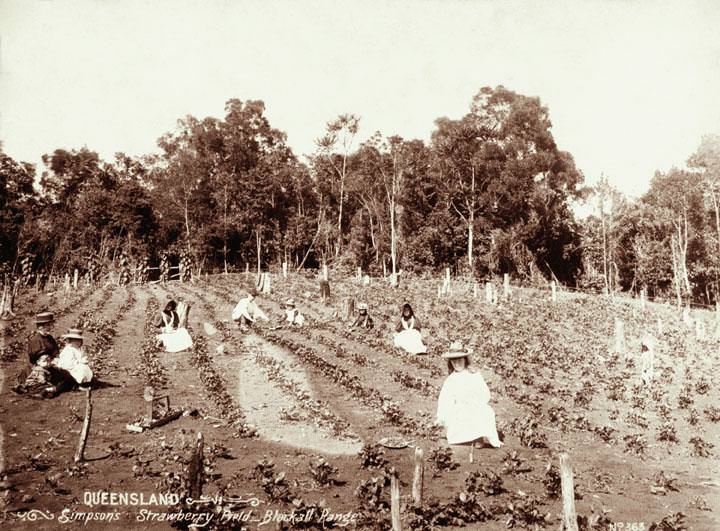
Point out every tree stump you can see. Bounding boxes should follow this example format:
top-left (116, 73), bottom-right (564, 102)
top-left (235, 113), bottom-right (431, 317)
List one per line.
top-left (177, 302), bottom-right (191, 328)
top-left (319, 279), bottom-right (331, 302)
top-left (344, 299), bottom-right (355, 322)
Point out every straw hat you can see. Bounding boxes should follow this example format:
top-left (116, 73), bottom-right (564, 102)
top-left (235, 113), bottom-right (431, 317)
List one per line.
top-left (442, 340), bottom-right (469, 359)
top-left (285, 298), bottom-right (296, 307)
top-left (62, 328), bottom-right (84, 341)
top-left (357, 302), bottom-right (368, 311)
top-left (35, 312), bottom-right (54, 325)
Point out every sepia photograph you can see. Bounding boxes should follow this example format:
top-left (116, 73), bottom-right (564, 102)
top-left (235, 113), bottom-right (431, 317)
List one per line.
top-left (0, 1), bottom-right (719, 529)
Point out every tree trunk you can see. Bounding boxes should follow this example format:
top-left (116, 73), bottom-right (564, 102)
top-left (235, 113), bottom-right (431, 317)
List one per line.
top-left (223, 183), bottom-right (228, 275)
top-left (256, 229), bottom-right (262, 276)
top-left (468, 167), bottom-right (475, 270)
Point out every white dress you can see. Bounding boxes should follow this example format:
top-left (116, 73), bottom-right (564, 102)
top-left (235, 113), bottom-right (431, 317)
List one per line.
top-left (393, 317), bottom-right (427, 354)
top-left (157, 314), bottom-right (194, 353)
top-left (285, 309), bottom-right (305, 326)
top-left (436, 370), bottom-right (502, 446)
top-left (231, 298), bottom-right (269, 323)
top-left (54, 345), bottom-right (93, 384)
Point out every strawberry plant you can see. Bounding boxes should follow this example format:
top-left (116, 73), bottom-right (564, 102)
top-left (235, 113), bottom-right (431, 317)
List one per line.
top-left (308, 456), bottom-right (339, 486)
top-left (429, 447), bottom-right (459, 475)
top-left (358, 443), bottom-right (388, 469)
top-left (688, 436), bottom-right (714, 457)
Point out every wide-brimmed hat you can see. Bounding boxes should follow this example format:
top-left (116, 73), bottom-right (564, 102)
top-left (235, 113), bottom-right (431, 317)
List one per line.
top-left (62, 328), bottom-right (84, 341)
top-left (357, 302), bottom-right (368, 311)
top-left (35, 312), bottom-right (54, 325)
top-left (442, 341), bottom-right (469, 359)
top-left (285, 298), bottom-right (296, 307)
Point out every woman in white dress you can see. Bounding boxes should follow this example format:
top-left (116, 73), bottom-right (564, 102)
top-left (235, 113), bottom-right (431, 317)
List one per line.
top-left (435, 341), bottom-right (502, 447)
top-left (54, 328), bottom-right (93, 386)
top-left (155, 300), bottom-right (193, 353)
top-left (393, 303), bottom-right (427, 354)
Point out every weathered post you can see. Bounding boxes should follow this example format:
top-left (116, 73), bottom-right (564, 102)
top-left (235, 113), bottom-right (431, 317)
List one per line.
top-left (261, 273), bottom-right (272, 294)
top-left (683, 307), bottom-right (692, 329)
top-left (503, 273), bottom-right (510, 300)
top-left (640, 288), bottom-right (646, 311)
top-left (323, 264), bottom-right (329, 281)
top-left (559, 453), bottom-right (579, 531)
top-left (485, 282), bottom-right (493, 304)
top-left (390, 469), bottom-right (401, 531)
top-left (345, 298), bottom-right (355, 321)
top-left (551, 281), bottom-right (557, 303)
top-left (188, 432), bottom-right (205, 499)
top-left (473, 282), bottom-right (478, 299)
top-left (412, 447), bottom-right (424, 508)
top-left (282, 261), bottom-right (288, 279)
top-left (614, 318), bottom-right (626, 356)
top-left (357, 267), bottom-right (362, 280)
top-left (74, 389), bottom-right (93, 463)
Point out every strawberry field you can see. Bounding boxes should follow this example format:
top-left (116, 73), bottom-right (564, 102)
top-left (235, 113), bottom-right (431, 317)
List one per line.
top-left (1, 273), bottom-right (718, 530)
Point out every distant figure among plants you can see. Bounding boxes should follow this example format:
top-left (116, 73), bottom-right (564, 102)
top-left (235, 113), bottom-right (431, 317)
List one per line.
top-left (155, 299), bottom-right (193, 352)
top-left (435, 341), bottom-right (502, 447)
top-left (232, 290), bottom-right (269, 330)
top-left (393, 303), bottom-right (427, 354)
top-left (348, 302), bottom-right (373, 330)
top-left (283, 299), bottom-right (305, 326)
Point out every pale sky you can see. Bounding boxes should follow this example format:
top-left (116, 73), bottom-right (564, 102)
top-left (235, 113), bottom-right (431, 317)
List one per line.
top-left (1, 0), bottom-right (719, 202)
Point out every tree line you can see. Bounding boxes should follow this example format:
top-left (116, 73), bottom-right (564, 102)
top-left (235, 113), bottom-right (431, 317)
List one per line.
top-left (0, 86), bottom-right (718, 305)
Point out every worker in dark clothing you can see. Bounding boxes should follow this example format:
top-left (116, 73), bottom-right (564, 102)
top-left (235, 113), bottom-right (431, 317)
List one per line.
top-left (14, 312), bottom-right (75, 397)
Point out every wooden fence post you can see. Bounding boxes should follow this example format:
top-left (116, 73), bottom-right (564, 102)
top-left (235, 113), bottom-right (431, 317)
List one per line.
top-left (323, 264), bottom-right (329, 281)
top-left (357, 267), bottom-right (362, 280)
top-left (390, 469), bottom-right (401, 531)
top-left (485, 282), bottom-right (493, 304)
top-left (559, 453), bottom-right (579, 531)
top-left (503, 273), bottom-right (510, 300)
top-left (412, 447), bottom-right (424, 508)
top-left (550, 281), bottom-right (557, 303)
top-left (188, 432), bottom-right (204, 499)
top-left (282, 261), bottom-right (288, 279)
top-left (473, 282), bottom-right (478, 299)
top-left (73, 269), bottom-right (79, 290)
top-left (614, 318), bottom-right (626, 356)
top-left (640, 288), bottom-right (646, 310)
top-left (74, 389), bottom-right (92, 463)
